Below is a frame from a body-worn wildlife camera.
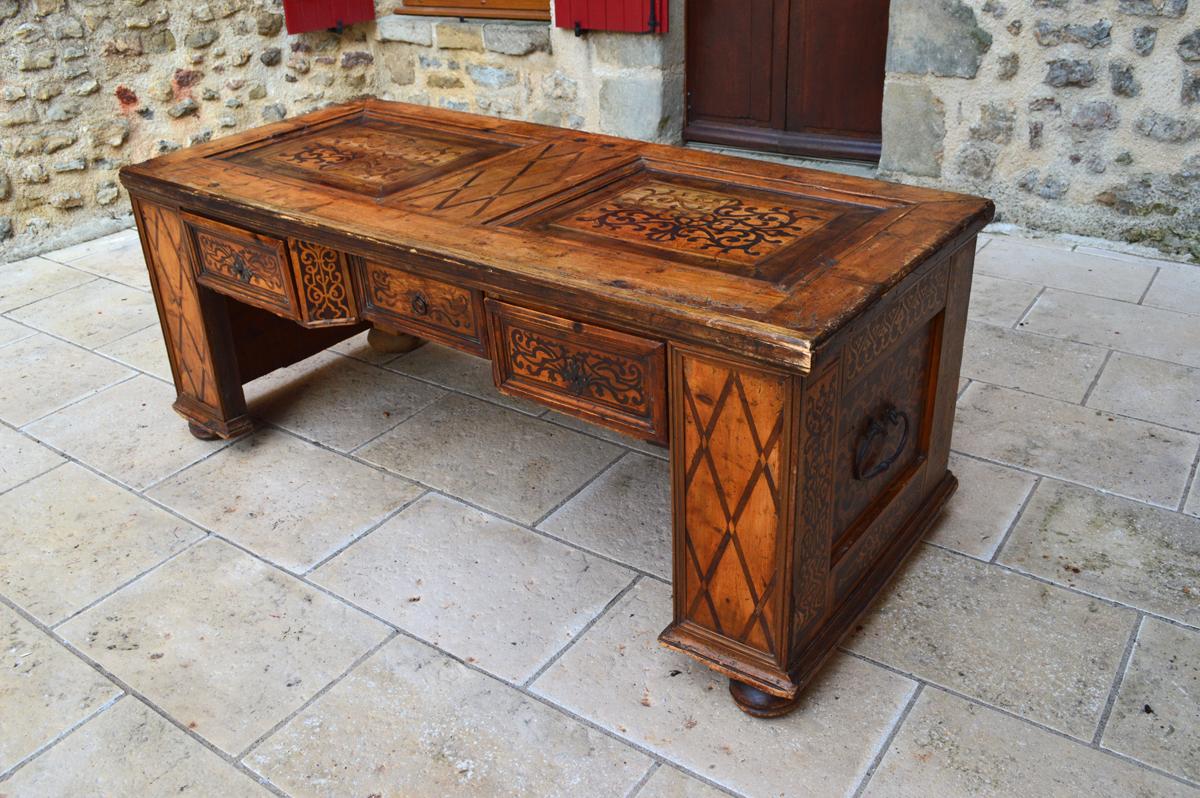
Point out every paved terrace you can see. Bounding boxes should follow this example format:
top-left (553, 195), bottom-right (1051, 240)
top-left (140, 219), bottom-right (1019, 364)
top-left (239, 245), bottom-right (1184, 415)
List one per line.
top-left (0, 230), bottom-right (1197, 797)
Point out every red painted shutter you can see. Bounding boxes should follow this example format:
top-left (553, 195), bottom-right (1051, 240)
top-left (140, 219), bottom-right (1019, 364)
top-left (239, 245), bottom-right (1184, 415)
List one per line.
top-left (554, 0), bottom-right (668, 34)
top-left (283, 0), bottom-right (376, 34)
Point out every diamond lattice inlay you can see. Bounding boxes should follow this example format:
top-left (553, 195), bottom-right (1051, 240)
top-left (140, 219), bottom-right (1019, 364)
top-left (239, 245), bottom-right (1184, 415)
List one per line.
top-left (680, 355), bottom-right (787, 656)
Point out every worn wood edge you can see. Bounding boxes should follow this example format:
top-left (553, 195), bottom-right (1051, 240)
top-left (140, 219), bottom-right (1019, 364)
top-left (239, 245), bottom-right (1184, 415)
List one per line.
top-left (172, 395), bottom-right (254, 439)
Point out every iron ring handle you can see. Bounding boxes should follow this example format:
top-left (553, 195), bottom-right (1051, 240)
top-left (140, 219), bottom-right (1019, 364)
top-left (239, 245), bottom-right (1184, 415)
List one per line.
top-left (854, 406), bottom-right (910, 481)
top-left (410, 292), bottom-right (429, 316)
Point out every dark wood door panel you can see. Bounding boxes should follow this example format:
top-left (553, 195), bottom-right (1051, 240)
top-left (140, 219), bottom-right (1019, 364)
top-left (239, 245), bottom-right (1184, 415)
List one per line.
top-left (786, 0), bottom-right (889, 141)
top-left (686, 0), bottom-right (788, 129)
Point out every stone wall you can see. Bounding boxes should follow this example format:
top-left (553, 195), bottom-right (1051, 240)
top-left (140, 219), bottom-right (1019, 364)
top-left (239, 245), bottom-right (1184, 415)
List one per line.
top-left (373, 0), bottom-right (683, 143)
top-left (880, 0), bottom-right (1200, 259)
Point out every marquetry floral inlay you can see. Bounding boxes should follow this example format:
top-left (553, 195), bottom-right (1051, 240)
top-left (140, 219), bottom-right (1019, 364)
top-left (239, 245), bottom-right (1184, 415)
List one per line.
top-left (508, 328), bottom-right (649, 413)
top-left (566, 182), bottom-right (827, 265)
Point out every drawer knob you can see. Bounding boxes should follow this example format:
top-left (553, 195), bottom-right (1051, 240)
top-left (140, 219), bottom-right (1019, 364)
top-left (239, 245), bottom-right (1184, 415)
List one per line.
top-left (231, 254), bottom-right (252, 283)
top-left (854, 405), bottom-right (909, 481)
top-left (410, 292), bottom-right (430, 316)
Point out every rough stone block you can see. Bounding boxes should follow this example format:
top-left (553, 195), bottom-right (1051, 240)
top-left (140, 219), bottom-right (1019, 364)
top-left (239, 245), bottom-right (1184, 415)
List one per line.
top-left (376, 15), bottom-right (434, 46)
top-left (1135, 110), bottom-right (1200, 142)
top-left (886, 0), bottom-right (992, 79)
top-left (467, 64), bottom-right (517, 89)
top-left (482, 23), bottom-right (550, 56)
top-left (436, 23), bottom-right (483, 51)
top-left (1179, 29), bottom-right (1200, 62)
top-left (1045, 58), bottom-right (1096, 87)
top-left (591, 32), bottom-right (663, 68)
top-left (1117, 0), bottom-right (1187, 17)
top-left (879, 82), bottom-right (945, 177)
top-left (1110, 61), bottom-right (1140, 96)
top-left (1133, 25), bottom-right (1159, 55)
top-left (1070, 100), bottom-right (1120, 130)
top-left (599, 76), bottom-right (665, 141)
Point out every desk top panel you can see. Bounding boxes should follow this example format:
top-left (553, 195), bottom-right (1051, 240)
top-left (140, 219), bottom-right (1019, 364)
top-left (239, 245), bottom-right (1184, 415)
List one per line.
top-left (121, 100), bottom-right (993, 367)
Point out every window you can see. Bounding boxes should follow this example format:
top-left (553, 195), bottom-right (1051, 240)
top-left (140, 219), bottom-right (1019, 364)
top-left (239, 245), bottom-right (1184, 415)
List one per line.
top-left (398, 0), bottom-right (550, 21)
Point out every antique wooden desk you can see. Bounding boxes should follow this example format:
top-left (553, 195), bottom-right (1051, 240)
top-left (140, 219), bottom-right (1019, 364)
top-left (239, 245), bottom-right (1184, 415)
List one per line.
top-left (120, 99), bottom-right (992, 718)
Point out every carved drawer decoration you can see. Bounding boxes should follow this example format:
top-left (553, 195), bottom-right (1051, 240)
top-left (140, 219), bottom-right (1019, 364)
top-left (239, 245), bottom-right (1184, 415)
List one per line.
top-left (360, 260), bottom-right (486, 354)
top-left (288, 239), bottom-right (359, 327)
top-left (182, 212), bottom-right (299, 320)
top-left (486, 300), bottom-right (667, 444)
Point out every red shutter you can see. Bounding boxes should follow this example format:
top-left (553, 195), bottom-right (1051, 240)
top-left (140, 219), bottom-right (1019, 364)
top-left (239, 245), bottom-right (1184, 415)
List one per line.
top-left (283, 0), bottom-right (376, 34)
top-left (554, 0), bottom-right (668, 34)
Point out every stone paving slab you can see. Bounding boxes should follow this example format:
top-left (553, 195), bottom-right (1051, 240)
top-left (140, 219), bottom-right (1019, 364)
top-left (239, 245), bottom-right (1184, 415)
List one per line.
top-left (0, 424), bottom-right (64, 495)
top-left (246, 634), bottom-right (652, 798)
top-left (7, 279), bottom-right (156, 350)
top-left (967, 274), bottom-right (1043, 327)
top-left (0, 334), bottom-right (132, 427)
top-left (1143, 261), bottom-right (1200, 316)
top-left (1087, 352), bottom-right (1200, 434)
top-left (961, 320), bottom-right (1106, 403)
top-left (955, 382), bottom-right (1199, 508)
top-left (1022, 289), bottom-right (1200, 370)
top-left (245, 350), bottom-right (446, 453)
top-left (147, 428), bottom-right (423, 573)
top-left (0, 464), bottom-right (205, 626)
top-left (0, 257), bottom-right (94, 314)
top-left (94, 324), bottom-right (173, 382)
top-left (863, 687), bottom-right (1198, 798)
top-left (358, 393), bottom-right (621, 525)
top-left (0, 698), bottom-right (274, 797)
top-left (58, 538), bottom-right (390, 755)
top-left (1000, 479), bottom-right (1200, 626)
top-left (538, 451), bottom-right (673, 578)
top-left (1102, 618), bottom-right (1200, 784)
top-left (311, 492), bottom-right (634, 683)
top-left (845, 545), bottom-right (1136, 740)
top-left (976, 238), bottom-right (1157, 302)
top-left (532, 579), bottom-right (917, 798)
top-left (924, 453), bottom-right (1036, 560)
top-left (25, 375), bottom-right (228, 490)
top-left (0, 603), bottom-right (119, 775)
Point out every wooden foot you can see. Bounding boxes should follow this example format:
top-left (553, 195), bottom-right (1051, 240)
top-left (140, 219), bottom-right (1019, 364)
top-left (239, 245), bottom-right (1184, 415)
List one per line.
top-left (187, 421), bottom-right (221, 441)
top-left (367, 328), bottom-right (424, 355)
top-left (729, 679), bottom-right (801, 719)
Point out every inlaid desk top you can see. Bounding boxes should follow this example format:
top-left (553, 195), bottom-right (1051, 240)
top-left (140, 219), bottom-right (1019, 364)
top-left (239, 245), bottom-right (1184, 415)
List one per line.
top-left (121, 99), bottom-right (992, 718)
top-left (121, 98), bottom-right (992, 372)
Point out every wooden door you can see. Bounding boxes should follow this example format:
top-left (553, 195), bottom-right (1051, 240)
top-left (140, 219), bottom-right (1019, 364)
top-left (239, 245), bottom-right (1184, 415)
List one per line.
top-left (685, 0), bottom-right (889, 162)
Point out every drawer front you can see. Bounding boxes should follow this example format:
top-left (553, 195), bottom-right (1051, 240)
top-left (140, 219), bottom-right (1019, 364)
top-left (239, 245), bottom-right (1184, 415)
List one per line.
top-left (289, 239), bottom-right (359, 327)
top-left (486, 300), bottom-right (667, 444)
top-left (183, 212), bottom-right (298, 319)
top-left (360, 260), bottom-right (485, 354)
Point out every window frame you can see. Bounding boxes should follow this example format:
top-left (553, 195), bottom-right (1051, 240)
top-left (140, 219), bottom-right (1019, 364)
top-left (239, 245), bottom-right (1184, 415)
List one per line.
top-left (395, 0), bottom-right (551, 21)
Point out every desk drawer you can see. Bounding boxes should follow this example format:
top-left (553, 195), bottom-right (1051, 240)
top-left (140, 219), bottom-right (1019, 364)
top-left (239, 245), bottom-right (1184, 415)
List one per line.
top-left (486, 300), bottom-right (667, 444)
top-left (360, 261), bottom-right (486, 355)
top-left (183, 212), bottom-right (298, 320)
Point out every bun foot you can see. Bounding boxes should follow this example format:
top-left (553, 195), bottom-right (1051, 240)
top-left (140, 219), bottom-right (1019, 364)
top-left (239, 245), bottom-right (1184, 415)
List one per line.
top-left (187, 421), bottom-right (221, 441)
top-left (729, 679), bottom-right (800, 719)
top-left (367, 328), bottom-right (424, 355)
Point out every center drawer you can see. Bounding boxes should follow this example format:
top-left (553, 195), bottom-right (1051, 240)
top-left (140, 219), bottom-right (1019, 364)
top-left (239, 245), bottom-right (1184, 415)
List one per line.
top-left (486, 300), bottom-right (667, 444)
top-left (359, 260), bottom-right (486, 355)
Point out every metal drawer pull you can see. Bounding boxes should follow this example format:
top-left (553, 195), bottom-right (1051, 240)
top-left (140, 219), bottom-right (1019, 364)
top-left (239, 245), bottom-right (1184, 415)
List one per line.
top-left (230, 254), bottom-right (252, 283)
top-left (854, 405), bottom-right (909, 481)
top-left (410, 292), bottom-right (429, 316)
